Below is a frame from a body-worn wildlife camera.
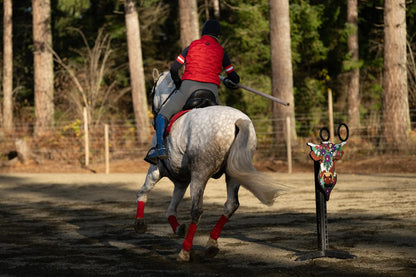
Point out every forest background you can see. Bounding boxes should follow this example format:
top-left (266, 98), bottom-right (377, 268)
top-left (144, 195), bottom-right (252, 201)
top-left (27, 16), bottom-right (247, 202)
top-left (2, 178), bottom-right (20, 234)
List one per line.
top-left (0, 0), bottom-right (415, 171)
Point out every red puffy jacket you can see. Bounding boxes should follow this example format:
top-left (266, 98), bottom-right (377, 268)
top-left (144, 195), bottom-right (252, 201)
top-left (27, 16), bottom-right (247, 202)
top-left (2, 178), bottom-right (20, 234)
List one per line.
top-left (180, 35), bottom-right (224, 86)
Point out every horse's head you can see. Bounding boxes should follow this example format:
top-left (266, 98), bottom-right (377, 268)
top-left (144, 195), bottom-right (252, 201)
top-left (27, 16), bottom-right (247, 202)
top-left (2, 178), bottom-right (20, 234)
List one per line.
top-left (151, 69), bottom-right (176, 118)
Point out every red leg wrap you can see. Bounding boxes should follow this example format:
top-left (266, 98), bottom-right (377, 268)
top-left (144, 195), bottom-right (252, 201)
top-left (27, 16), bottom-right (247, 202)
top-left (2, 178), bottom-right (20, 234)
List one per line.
top-left (182, 223), bottom-right (198, 252)
top-left (135, 201), bottom-right (145, 219)
top-left (210, 215), bottom-right (229, 240)
top-left (168, 215), bottom-right (180, 233)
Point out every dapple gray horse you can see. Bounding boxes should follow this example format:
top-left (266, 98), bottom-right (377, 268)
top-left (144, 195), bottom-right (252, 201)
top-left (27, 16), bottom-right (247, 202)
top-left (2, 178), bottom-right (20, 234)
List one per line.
top-left (134, 70), bottom-right (281, 262)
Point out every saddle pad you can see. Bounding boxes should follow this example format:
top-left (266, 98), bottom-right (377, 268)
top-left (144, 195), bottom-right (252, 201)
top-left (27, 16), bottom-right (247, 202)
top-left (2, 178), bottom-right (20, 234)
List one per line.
top-left (165, 110), bottom-right (191, 137)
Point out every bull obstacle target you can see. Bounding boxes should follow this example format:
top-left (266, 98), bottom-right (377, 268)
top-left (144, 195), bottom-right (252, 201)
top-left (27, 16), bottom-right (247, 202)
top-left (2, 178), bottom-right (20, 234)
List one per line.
top-left (296, 123), bottom-right (356, 261)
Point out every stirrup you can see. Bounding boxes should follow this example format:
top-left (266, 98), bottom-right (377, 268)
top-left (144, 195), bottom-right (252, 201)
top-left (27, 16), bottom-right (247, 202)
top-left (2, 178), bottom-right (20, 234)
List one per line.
top-left (144, 148), bottom-right (158, 165)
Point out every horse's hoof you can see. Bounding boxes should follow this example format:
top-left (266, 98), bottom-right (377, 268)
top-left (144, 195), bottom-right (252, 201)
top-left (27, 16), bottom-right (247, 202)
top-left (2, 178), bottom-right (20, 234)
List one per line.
top-left (204, 238), bottom-right (219, 258)
top-left (134, 218), bottom-right (147, 234)
top-left (177, 249), bottom-right (190, 262)
top-left (176, 223), bottom-right (188, 238)
top-left (205, 246), bottom-right (219, 259)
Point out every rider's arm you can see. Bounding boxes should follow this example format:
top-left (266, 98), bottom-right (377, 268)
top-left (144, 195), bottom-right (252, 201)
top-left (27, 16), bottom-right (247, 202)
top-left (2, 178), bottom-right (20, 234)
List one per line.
top-left (222, 53), bottom-right (240, 84)
top-left (170, 47), bottom-right (189, 89)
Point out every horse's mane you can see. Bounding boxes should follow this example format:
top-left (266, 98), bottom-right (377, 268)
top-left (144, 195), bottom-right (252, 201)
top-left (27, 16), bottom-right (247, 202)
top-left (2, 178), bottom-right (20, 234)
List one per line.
top-left (152, 70), bottom-right (176, 116)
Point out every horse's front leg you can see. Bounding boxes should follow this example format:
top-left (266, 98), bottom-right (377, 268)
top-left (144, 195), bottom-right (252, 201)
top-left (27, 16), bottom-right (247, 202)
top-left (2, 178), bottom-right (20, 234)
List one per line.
top-left (134, 164), bottom-right (162, 234)
top-left (166, 182), bottom-right (189, 237)
top-left (205, 175), bottom-right (240, 258)
top-left (177, 178), bottom-right (206, 262)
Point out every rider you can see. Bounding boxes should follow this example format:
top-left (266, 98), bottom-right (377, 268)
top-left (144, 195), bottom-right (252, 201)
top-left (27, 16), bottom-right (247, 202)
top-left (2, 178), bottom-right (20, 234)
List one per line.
top-left (146, 19), bottom-right (240, 162)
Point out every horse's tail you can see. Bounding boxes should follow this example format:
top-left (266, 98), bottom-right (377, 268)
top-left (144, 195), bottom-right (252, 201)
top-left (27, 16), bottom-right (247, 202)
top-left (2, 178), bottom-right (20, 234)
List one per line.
top-left (226, 119), bottom-right (281, 206)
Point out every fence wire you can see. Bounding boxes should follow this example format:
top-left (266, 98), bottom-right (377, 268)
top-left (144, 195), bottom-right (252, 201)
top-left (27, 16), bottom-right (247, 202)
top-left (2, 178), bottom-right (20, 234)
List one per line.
top-left (1, 110), bottom-right (415, 167)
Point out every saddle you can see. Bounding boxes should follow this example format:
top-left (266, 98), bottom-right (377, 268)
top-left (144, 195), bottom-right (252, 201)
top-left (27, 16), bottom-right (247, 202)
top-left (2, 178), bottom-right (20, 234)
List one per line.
top-left (165, 89), bottom-right (217, 136)
top-left (182, 89), bottom-right (217, 110)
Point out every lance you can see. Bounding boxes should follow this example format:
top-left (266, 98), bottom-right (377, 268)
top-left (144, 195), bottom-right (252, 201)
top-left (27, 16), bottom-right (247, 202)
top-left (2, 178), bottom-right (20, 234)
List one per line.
top-left (219, 76), bottom-right (290, 106)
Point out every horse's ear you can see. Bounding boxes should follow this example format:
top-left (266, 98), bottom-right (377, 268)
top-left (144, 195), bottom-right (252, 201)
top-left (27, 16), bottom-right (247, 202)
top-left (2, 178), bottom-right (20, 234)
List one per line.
top-left (153, 68), bottom-right (160, 82)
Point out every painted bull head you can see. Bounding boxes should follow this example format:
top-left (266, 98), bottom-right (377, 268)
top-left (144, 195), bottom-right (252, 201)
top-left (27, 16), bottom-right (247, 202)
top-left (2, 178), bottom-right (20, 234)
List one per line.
top-left (307, 141), bottom-right (346, 200)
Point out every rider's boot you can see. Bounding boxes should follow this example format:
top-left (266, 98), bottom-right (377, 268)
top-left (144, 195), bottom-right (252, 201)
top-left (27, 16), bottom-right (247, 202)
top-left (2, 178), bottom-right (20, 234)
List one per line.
top-left (145, 114), bottom-right (168, 161)
top-left (144, 148), bottom-right (158, 165)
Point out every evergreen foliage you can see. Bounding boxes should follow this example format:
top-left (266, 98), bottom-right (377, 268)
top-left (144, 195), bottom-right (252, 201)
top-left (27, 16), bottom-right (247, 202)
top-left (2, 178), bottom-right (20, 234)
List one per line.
top-left (1, 0), bottom-right (416, 126)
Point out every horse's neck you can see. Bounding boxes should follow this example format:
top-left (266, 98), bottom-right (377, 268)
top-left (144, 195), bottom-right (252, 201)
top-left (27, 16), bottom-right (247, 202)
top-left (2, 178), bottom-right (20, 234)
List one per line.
top-left (154, 72), bottom-right (175, 112)
top-left (158, 73), bottom-right (175, 95)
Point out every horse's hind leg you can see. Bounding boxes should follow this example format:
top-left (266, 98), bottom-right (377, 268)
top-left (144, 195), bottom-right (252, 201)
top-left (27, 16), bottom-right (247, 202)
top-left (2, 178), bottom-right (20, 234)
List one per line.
top-left (134, 164), bottom-right (162, 234)
top-left (166, 182), bottom-right (188, 237)
top-left (205, 175), bottom-right (240, 258)
top-left (177, 176), bottom-right (208, 262)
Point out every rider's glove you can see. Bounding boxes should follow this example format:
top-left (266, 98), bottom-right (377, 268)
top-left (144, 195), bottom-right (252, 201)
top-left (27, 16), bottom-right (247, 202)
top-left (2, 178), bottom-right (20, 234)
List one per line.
top-left (223, 78), bottom-right (239, 89)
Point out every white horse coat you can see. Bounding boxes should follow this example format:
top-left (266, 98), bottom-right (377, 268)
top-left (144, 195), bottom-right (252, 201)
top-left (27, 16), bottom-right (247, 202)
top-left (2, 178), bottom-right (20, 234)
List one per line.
top-left (135, 70), bottom-right (281, 262)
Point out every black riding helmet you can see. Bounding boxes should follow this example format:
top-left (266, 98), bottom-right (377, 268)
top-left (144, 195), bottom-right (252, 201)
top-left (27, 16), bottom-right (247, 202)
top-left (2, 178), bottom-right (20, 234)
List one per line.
top-left (201, 19), bottom-right (220, 38)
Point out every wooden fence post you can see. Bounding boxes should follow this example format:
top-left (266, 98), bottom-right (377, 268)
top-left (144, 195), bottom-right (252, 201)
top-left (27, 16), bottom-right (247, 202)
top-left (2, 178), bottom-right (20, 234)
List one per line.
top-left (105, 124), bottom-right (110, 174)
top-left (328, 89), bottom-right (334, 140)
top-left (83, 107), bottom-right (89, 166)
top-left (286, 116), bottom-right (292, 174)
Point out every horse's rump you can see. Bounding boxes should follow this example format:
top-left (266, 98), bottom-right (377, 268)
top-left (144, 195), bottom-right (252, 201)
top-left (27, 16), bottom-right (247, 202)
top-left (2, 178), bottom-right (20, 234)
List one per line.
top-left (167, 106), bottom-right (280, 205)
top-left (167, 106), bottom-right (245, 175)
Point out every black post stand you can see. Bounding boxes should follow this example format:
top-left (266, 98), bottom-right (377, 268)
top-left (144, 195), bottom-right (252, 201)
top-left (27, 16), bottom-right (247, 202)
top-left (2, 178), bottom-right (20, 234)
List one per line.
top-left (295, 161), bottom-right (356, 261)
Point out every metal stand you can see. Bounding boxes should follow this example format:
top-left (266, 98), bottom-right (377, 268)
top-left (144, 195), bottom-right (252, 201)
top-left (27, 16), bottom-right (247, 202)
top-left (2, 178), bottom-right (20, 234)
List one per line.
top-left (295, 161), bottom-right (356, 261)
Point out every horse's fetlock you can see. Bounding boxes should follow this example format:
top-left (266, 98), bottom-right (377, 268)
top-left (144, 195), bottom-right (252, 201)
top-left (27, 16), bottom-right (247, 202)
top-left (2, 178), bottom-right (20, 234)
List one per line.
top-left (206, 237), bottom-right (218, 248)
top-left (177, 249), bottom-right (190, 262)
top-left (205, 237), bottom-right (220, 259)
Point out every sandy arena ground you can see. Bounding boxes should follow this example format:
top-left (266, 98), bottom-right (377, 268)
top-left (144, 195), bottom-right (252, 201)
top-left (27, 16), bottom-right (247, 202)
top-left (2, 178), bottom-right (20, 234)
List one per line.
top-left (0, 172), bottom-right (415, 276)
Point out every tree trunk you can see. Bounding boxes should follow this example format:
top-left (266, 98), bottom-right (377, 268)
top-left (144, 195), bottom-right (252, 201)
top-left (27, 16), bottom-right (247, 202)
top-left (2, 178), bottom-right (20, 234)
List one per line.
top-left (213, 0), bottom-right (220, 19)
top-left (204, 0), bottom-right (209, 20)
top-left (382, 0), bottom-right (410, 150)
top-left (32, 0), bottom-right (54, 136)
top-left (269, 0), bottom-right (296, 155)
top-left (179, 0), bottom-right (199, 49)
top-left (3, 0), bottom-right (13, 130)
top-left (124, 0), bottom-right (150, 144)
top-left (15, 139), bottom-right (32, 164)
top-left (347, 0), bottom-right (360, 133)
